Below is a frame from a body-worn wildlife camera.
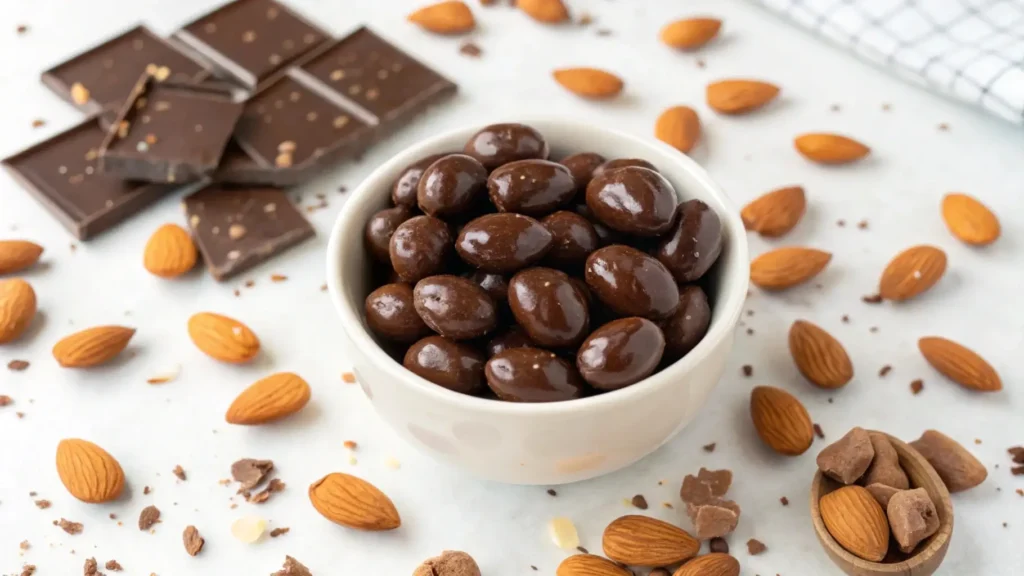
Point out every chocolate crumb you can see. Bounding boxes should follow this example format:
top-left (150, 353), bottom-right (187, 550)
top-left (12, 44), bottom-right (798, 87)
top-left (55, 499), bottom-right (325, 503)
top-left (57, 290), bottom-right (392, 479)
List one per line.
top-left (662, 502), bottom-right (673, 509)
top-left (1007, 446), bottom-right (1024, 464)
top-left (746, 328), bottom-right (754, 335)
top-left (108, 513), bottom-right (117, 520)
top-left (7, 360), bottom-right (29, 371)
top-left (841, 314), bottom-right (850, 323)
top-left (780, 496), bottom-right (789, 506)
top-left (975, 439), bottom-right (982, 445)
top-left (703, 443), bottom-right (716, 453)
top-left (857, 220), bottom-right (869, 229)
top-left (938, 123), bottom-right (950, 131)
top-left (84, 557), bottom-right (99, 576)
top-left (34, 499), bottom-right (51, 509)
top-left (1011, 466), bottom-right (1024, 476)
top-left (696, 57), bottom-right (706, 69)
top-left (16, 25), bottom-right (29, 34)
top-left (1016, 489), bottom-right (1023, 497)
top-left (31, 119), bottom-right (46, 129)
top-left (596, 28), bottom-right (612, 36)
top-left (531, 566), bottom-right (537, 571)
top-left (546, 489), bottom-right (557, 496)
top-left (270, 274), bottom-right (288, 282)
top-left (138, 506), bottom-right (161, 531)
top-left (830, 104), bottom-right (841, 112)
top-left (869, 326), bottom-right (879, 333)
top-left (576, 546), bottom-right (589, 554)
top-left (183, 525), bottom-right (204, 556)
top-left (19, 540), bottom-right (29, 551)
top-left (910, 379), bottom-right (924, 395)
top-left (231, 458), bottom-right (274, 491)
top-left (251, 478), bottom-right (286, 503)
top-left (0, 395), bottom-right (11, 406)
top-left (28, 491), bottom-right (36, 496)
top-left (338, 185), bottom-right (348, 194)
top-left (104, 560), bottom-right (122, 571)
top-left (631, 494), bottom-right (648, 510)
top-left (319, 283), bottom-right (328, 292)
top-left (459, 41), bottom-right (482, 57)
top-left (742, 365), bottom-right (753, 377)
top-left (862, 293), bottom-right (883, 304)
top-left (578, 13), bottom-right (593, 26)
top-left (747, 538), bottom-right (767, 555)
top-left (709, 537), bottom-right (729, 553)
top-left (882, 103), bottom-right (892, 111)
top-left (343, 440), bottom-right (357, 450)
top-left (57, 518), bottom-right (83, 534)
top-left (879, 365), bottom-right (892, 377)
top-left (342, 372), bottom-right (357, 384)
top-left (233, 289), bottom-right (241, 297)
top-left (746, 310), bottom-right (755, 317)
top-left (143, 486), bottom-right (151, 495)
top-left (270, 527), bottom-right (290, 538)
top-left (272, 556), bottom-right (312, 576)
top-left (813, 424), bottom-right (825, 439)
top-left (20, 565), bottom-right (36, 576)
top-left (244, 279), bottom-right (255, 288)
top-left (836, 219), bottom-right (846, 227)
top-left (173, 465), bottom-right (186, 481)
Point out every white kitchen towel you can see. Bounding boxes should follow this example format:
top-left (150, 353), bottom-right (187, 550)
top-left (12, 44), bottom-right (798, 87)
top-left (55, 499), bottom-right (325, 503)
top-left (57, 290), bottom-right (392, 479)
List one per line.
top-left (752, 0), bottom-right (1024, 125)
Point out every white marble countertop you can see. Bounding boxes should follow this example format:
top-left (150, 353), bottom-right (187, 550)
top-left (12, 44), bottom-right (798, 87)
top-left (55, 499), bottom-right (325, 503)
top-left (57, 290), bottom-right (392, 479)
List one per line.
top-left (1, 0), bottom-right (1022, 574)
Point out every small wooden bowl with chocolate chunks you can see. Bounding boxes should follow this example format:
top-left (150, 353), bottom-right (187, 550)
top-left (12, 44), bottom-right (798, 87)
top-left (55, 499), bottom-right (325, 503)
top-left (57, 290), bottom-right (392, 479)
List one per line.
top-left (810, 431), bottom-right (953, 576)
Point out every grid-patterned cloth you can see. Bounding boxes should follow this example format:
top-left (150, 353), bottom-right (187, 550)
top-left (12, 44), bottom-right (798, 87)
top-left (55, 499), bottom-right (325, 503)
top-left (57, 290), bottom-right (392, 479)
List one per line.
top-left (752, 0), bottom-right (1024, 125)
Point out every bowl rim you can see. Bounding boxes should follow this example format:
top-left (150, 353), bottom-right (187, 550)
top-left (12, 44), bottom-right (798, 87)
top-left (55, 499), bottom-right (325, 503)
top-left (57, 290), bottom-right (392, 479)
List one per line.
top-left (326, 118), bottom-right (750, 416)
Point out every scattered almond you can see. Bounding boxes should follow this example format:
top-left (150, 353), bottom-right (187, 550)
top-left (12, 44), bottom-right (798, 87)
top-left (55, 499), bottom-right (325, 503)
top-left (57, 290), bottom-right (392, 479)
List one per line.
top-left (308, 472), bottom-right (400, 531)
top-left (0, 278), bottom-right (36, 344)
top-left (602, 514), bottom-right (699, 567)
top-left (794, 133), bottom-right (870, 165)
top-left (660, 18), bottom-right (722, 50)
top-left (552, 68), bottom-right (624, 99)
top-left (789, 320), bottom-right (853, 389)
top-left (518, 0), bottom-right (569, 23)
top-left (188, 312), bottom-right (260, 363)
top-left (56, 438), bottom-right (125, 503)
top-left (749, 247), bottom-right (831, 290)
top-left (655, 106), bottom-right (701, 153)
top-left (918, 336), bottom-right (1001, 392)
top-left (556, 554), bottom-right (631, 576)
top-left (941, 193), bottom-right (1000, 246)
top-left (741, 186), bottom-right (805, 237)
top-left (407, 1), bottom-right (476, 34)
top-left (143, 224), bottom-right (197, 278)
top-left (819, 485), bottom-right (889, 561)
top-left (671, 553), bottom-right (739, 576)
top-left (706, 79), bottom-right (779, 114)
top-left (0, 241), bottom-right (43, 275)
top-left (878, 245), bottom-right (946, 301)
top-left (226, 372), bottom-right (312, 425)
top-left (750, 386), bottom-right (814, 456)
top-left (52, 326), bottom-right (135, 368)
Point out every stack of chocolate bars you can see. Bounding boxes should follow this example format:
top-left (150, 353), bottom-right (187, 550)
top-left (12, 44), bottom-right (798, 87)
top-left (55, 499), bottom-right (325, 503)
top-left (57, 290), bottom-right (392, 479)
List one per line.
top-left (3, 0), bottom-right (457, 280)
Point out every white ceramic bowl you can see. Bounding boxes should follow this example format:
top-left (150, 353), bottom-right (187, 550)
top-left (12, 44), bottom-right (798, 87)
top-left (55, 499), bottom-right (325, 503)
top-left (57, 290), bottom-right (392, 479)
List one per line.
top-left (327, 119), bottom-right (749, 485)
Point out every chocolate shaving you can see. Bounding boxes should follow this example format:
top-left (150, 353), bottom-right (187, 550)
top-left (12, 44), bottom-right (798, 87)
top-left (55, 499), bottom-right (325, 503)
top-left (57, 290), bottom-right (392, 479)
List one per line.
top-left (862, 293), bottom-right (883, 304)
top-left (7, 360), bottom-right (29, 371)
top-left (270, 527), bottom-right (290, 538)
top-left (231, 458), bottom-right (274, 491)
top-left (630, 494), bottom-right (648, 510)
top-left (251, 478), bottom-right (286, 503)
top-left (183, 525), bottom-right (204, 556)
top-left (272, 556), bottom-right (312, 576)
top-left (56, 518), bottom-right (83, 534)
top-left (747, 538), bottom-right (767, 555)
top-left (879, 365), bottom-right (892, 377)
top-left (138, 505), bottom-right (161, 531)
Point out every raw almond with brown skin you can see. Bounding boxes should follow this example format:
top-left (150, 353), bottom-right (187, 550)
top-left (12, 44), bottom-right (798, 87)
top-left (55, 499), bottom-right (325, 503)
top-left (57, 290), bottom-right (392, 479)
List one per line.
top-left (602, 514), bottom-right (699, 567)
top-left (749, 247), bottom-right (831, 290)
top-left (741, 186), bottom-right (805, 237)
top-left (660, 18), bottom-right (722, 50)
top-left (56, 438), bottom-right (125, 503)
top-left (672, 553), bottom-right (740, 576)
top-left (0, 278), bottom-right (36, 344)
top-left (226, 372), bottom-right (312, 424)
top-left (878, 245), bottom-right (946, 301)
top-left (655, 106), bottom-right (701, 153)
top-left (143, 224), bottom-right (197, 278)
top-left (188, 312), bottom-right (260, 363)
top-left (789, 320), bottom-right (853, 389)
top-left (819, 485), bottom-right (889, 562)
top-left (0, 241), bottom-right (43, 275)
top-left (553, 68), bottom-right (624, 99)
top-left (794, 133), bottom-right (870, 165)
top-left (750, 386), bottom-right (814, 455)
top-left (308, 472), bottom-right (400, 531)
top-left (518, 0), bottom-right (570, 23)
top-left (942, 193), bottom-right (1000, 246)
top-left (918, 336), bottom-right (1001, 392)
top-left (52, 326), bottom-right (135, 368)
top-left (706, 79), bottom-right (779, 114)
top-left (556, 554), bottom-right (632, 576)
top-left (407, 1), bottom-right (476, 34)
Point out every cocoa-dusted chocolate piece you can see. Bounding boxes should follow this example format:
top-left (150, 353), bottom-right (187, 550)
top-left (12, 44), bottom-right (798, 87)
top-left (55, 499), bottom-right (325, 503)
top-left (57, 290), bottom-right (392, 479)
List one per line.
top-left (680, 468), bottom-right (733, 503)
top-left (488, 159), bottom-right (576, 215)
top-left (413, 275), bottom-right (497, 340)
top-left (138, 505), bottom-right (161, 530)
top-left (541, 211), bottom-right (599, 267)
top-left (272, 556), bottom-right (313, 576)
top-left (486, 326), bottom-right (535, 358)
top-left (910, 429), bottom-right (988, 493)
top-left (403, 335), bottom-right (485, 394)
top-left (887, 488), bottom-right (940, 553)
top-left (393, 153), bottom-right (446, 208)
top-left (689, 501), bottom-right (739, 540)
top-left (365, 283), bottom-right (430, 343)
top-left (592, 157), bottom-right (658, 179)
top-left (655, 199), bottom-right (723, 283)
top-left (865, 483), bottom-right (900, 508)
top-left (585, 245), bottom-right (680, 320)
top-left (816, 427), bottom-right (874, 485)
top-left (183, 525), bottom-right (205, 556)
top-left (390, 215), bottom-right (452, 283)
top-left (413, 551), bottom-right (481, 576)
top-left (463, 123), bottom-right (549, 170)
top-left (577, 317), bottom-right (665, 390)
top-left (660, 284), bottom-right (711, 361)
top-left (232, 458), bottom-right (274, 490)
top-left (508, 267), bottom-right (589, 348)
top-left (365, 206), bottom-right (414, 263)
top-left (456, 213), bottom-right (553, 272)
top-left (464, 270), bottom-right (509, 304)
top-left (559, 152), bottom-right (605, 195)
top-left (485, 347), bottom-right (585, 402)
top-left (417, 154), bottom-right (488, 217)
top-left (586, 166), bottom-right (677, 236)
top-left (863, 432), bottom-right (910, 489)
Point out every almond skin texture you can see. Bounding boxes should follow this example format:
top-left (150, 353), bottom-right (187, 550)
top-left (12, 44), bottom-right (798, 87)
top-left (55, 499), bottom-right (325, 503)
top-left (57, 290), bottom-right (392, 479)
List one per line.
top-left (308, 472), bottom-right (400, 531)
top-left (672, 553), bottom-right (740, 576)
top-left (741, 186), bottom-right (805, 237)
top-left (789, 320), bottom-right (853, 389)
top-left (143, 224), bottom-right (197, 278)
top-left (602, 514), bottom-right (699, 567)
top-left (660, 18), bottom-right (722, 50)
top-left (819, 485), bottom-right (890, 562)
top-left (556, 554), bottom-right (632, 576)
top-left (408, 1), bottom-right (475, 34)
top-left (52, 326), bottom-right (135, 368)
top-left (706, 79), bottom-right (779, 114)
top-left (749, 247), bottom-right (831, 290)
top-left (0, 278), bottom-right (36, 344)
top-left (878, 245), bottom-right (946, 301)
top-left (794, 133), bottom-right (870, 164)
top-left (518, 0), bottom-right (569, 23)
top-left (188, 312), bottom-right (260, 363)
top-left (226, 372), bottom-right (312, 425)
top-left (918, 336), bottom-right (1001, 392)
top-left (0, 240), bottom-right (43, 275)
top-left (553, 68), bottom-right (624, 99)
top-left (655, 106), bottom-right (701, 153)
top-left (56, 438), bottom-right (125, 503)
top-left (942, 193), bottom-right (1000, 246)
top-left (750, 386), bottom-right (814, 456)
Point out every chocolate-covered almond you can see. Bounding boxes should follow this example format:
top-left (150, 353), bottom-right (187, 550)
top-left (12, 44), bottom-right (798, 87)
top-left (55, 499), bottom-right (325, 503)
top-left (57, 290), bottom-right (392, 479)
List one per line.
top-left (365, 206), bottom-right (413, 263)
top-left (485, 347), bottom-right (585, 402)
top-left (660, 284), bottom-right (711, 361)
top-left (456, 213), bottom-right (553, 273)
top-left (485, 326), bottom-right (535, 357)
top-left (417, 154), bottom-right (488, 218)
top-left (488, 159), bottom-right (576, 215)
top-left (390, 215), bottom-right (451, 283)
top-left (559, 152), bottom-right (606, 194)
top-left (592, 158), bottom-right (659, 179)
top-left (391, 153), bottom-right (446, 208)
top-left (577, 317), bottom-right (665, 390)
top-left (404, 335), bottom-right (485, 394)
top-left (585, 245), bottom-right (680, 320)
top-left (463, 123), bottom-right (549, 170)
top-left (464, 270), bottom-right (509, 304)
top-left (508, 267), bottom-right (589, 347)
top-left (413, 275), bottom-right (497, 340)
top-left (655, 199), bottom-right (724, 283)
top-left (586, 166), bottom-right (678, 236)
top-left (365, 283), bottom-right (429, 342)
top-left (573, 203), bottom-right (620, 246)
top-left (541, 211), bottom-right (599, 266)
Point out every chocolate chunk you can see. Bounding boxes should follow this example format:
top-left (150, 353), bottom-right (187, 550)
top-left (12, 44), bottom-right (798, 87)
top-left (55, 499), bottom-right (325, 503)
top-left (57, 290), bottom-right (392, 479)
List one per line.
top-left (910, 429), bottom-right (987, 493)
top-left (577, 317), bottom-right (665, 390)
top-left (816, 427), bottom-right (874, 485)
top-left (688, 501), bottom-right (740, 540)
top-left (57, 518), bottom-right (83, 534)
top-left (403, 335), bottom-right (485, 394)
top-left (709, 537), bottom-right (729, 553)
top-left (365, 283), bottom-right (430, 343)
top-left (585, 245), bottom-right (679, 320)
top-left (508, 268), bottom-right (589, 347)
top-left (138, 505), bottom-right (161, 531)
top-left (887, 488), bottom-right (940, 553)
top-left (865, 483), bottom-right (900, 508)
top-left (231, 458), bottom-right (274, 491)
top-left (630, 494), bottom-right (649, 510)
top-left (1007, 445), bottom-right (1024, 464)
top-left (746, 538), bottom-right (767, 555)
top-left (863, 432), bottom-right (910, 489)
top-left (463, 123), bottom-right (549, 170)
top-left (413, 551), bottom-right (480, 576)
top-left (183, 525), bottom-right (205, 556)
top-left (485, 347), bottom-right (584, 402)
top-left (681, 467), bottom-right (733, 505)
top-left (272, 556), bottom-right (312, 576)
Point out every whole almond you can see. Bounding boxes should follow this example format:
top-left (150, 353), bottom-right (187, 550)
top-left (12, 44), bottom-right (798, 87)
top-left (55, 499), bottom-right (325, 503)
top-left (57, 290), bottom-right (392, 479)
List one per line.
top-left (794, 133), bottom-right (870, 164)
top-left (226, 372), bottom-right (312, 424)
top-left (143, 224), bottom-right (197, 278)
top-left (0, 278), bottom-right (36, 344)
top-left (819, 485), bottom-right (889, 562)
top-left (878, 245), bottom-right (946, 301)
top-left (188, 312), bottom-right (260, 363)
top-left (556, 554), bottom-right (631, 576)
top-left (52, 326), bottom-right (135, 368)
top-left (789, 320), bottom-right (853, 389)
top-left (553, 68), bottom-right (624, 99)
top-left (602, 514), bottom-right (699, 567)
top-left (672, 553), bottom-right (740, 576)
top-left (655, 106), bottom-right (701, 153)
top-left (741, 186), bottom-right (805, 237)
top-left (56, 438), bottom-right (125, 503)
top-left (749, 247), bottom-right (831, 290)
top-left (0, 240), bottom-right (43, 275)
top-left (308, 472), bottom-right (400, 531)
top-left (918, 336), bottom-right (1001, 392)
top-left (941, 193), bottom-right (1000, 246)
top-left (706, 79), bottom-right (779, 114)
top-left (750, 386), bottom-right (813, 456)
top-left (518, 0), bottom-right (569, 23)
top-left (408, 1), bottom-right (476, 34)
top-left (660, 18), bottom-right (722, 50)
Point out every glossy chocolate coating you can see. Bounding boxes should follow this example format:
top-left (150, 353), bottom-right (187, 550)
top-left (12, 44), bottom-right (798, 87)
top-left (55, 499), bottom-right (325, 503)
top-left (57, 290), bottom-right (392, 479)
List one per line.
top-left (417, 154), bottom-right (488, 218)
top-left (586, 166), bottom-right (678, 236)
top-left (508, 267), bottom-right (590, 347)
top-left (592, 158), bottom-right (659, 179)
top-left (577, 317), bottom-right (666, 390)
top-left (456, 213), bottom-right (553, 273)
top-left (391, 153), bottom-right (446, 208)
top-left (488, 159), bottom-right (576, 215)
top-left (585, 245), bottom-right (680, 320)
top-left (413, 275), bottom-right (497, 340)
top-left (389, 215), bottom-right (452, 283)
top-left (364, 282), bottom-right (429, 342)
top-left (541, 210), bottom-right (599, 266)
top-left (660, 284), bottom-right (712, 361)
top-left (655, 199), bottom-right (724, 283)
top-left (485, 326), bottom-right (536, 358)
top-left (365, 205), bottom-right (413, 263)
top-left (464, 270), bottom-right (509, 304)
top-left (559, 152), bottom-right (606, 194)
top-left (403, 335), bottom-right (485, 395)
top-left (573, 203), bottom-right (620, 246)
top-left (463, 123), bottom-right (550, 170)
top-left (485, 347), bottom-right (585, 402)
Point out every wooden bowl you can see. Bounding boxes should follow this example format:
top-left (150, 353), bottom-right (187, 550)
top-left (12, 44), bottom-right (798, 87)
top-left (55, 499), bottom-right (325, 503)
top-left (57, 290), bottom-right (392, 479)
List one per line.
top-left (809, 431), bottom-right (953, 576)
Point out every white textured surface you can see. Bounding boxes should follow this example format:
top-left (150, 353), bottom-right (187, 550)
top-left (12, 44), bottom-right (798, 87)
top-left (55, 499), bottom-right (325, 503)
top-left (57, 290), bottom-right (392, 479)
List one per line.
top-left (1, 1), bottom-right (1022, 575)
